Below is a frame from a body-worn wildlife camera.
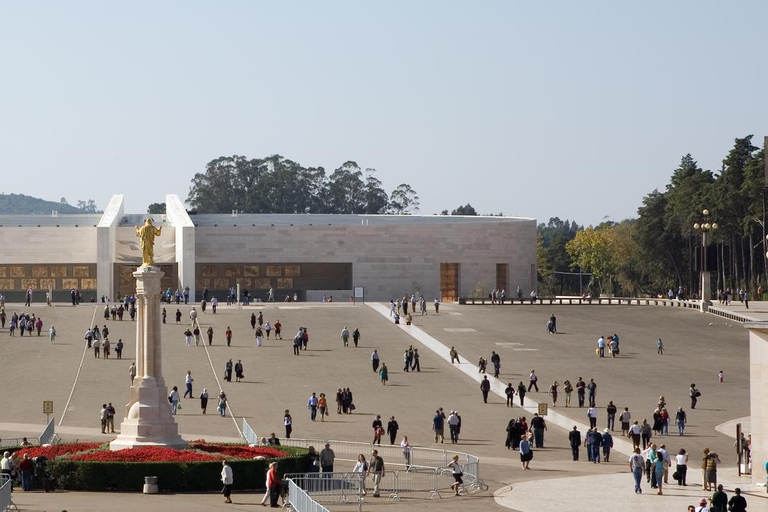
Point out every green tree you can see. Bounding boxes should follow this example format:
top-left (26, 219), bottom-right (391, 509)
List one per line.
top-left (77, 199), bottom-right (100, 213)
top-left (389, 184), bottom-right (420, 214)
top-left (363, 169), bottom-right (389, 214)
top-left (451, 204), bottom-right (477, 215)
top-left (566, 226), bottom-right (616, 295)
top-left (147, 203), bottom-right (166, 214)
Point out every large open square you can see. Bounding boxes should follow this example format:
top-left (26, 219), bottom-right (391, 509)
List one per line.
top-left (1, 298), bottom-right (764, 511)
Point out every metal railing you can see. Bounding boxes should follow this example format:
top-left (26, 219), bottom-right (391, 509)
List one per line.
top-left (38, 417), bottom-right (56, 446)
top-left (280, 437), bottom-right (487, 504)
top-left (285, 468), bottom-right (462, 503)
top-left (463, 296), bottom-right (702, 309)
top-left (242, 417), bottom-right (258, 445)
top-left (1, 475), bottom-right (17, 511)
top-left (285, 478), bottom-right (330, 512)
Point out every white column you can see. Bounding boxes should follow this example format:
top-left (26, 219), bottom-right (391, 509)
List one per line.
top-left (748, 322), bottom-right (768, 484)
top-left (110, 266), bottom-right (186, 450)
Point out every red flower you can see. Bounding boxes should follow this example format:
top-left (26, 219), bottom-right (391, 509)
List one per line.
top-left (17, 443), bottom-right (102, 460)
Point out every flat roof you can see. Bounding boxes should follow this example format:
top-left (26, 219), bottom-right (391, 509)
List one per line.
top-left (118, 214), bottom-right (171, 227)
top-left (188, 214), bottom-right (535, 227)
top-left (0, 214), bottom-right (103, 227)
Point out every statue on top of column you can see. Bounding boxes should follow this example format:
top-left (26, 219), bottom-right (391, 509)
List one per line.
top-left (135, 219), bottom-right (162, 267)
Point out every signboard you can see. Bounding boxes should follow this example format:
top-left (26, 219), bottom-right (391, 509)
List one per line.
top-left (43, 400), bottom-right (53, 414)
top-left (538, 403), bottom-right (548, 416)
top-left (354, 286), bottom-right (364, 298)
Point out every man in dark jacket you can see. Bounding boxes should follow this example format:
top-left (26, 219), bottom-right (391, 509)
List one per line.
top-left (568, 426), bottom-right (581, 460)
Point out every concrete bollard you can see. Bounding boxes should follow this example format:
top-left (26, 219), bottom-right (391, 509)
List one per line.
top-left (143, 476), bottom-right (159, 494)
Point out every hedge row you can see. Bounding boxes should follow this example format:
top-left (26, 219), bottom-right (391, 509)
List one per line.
top-left (2, 445), bottom-right (310, 492)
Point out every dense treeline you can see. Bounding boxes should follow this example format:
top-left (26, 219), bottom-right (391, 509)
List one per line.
top-left (539, 135), bottom-right (767, 298)
top-left (187, 155), bottom-right (419, 215)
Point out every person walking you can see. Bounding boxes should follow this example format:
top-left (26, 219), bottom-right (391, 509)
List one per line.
top-left (379, 363), bottom-right (388, 385)
top-left (568, 426), bottom-right (581, 461)
top-left (221, 460), bottom-right (233, 504)
top-left (480, 376), bottom-right (491, 403)
top-left (710, 483), bottom-right (727, 511)
top-left (586, 378), bottom-right (597, 407)
top-left (284, 410), bottom-right (293, 438)
top-left (606, 401), bottom-right (617, 430)
top-left (657, 337), bottom-right (665, 355)
top-left (224, 359), bottom-right (233, 382)
top-left (530, 413), bottom-right (547, 448)
top-left (629, 447), bottom-right (645, 494)
top-left (519, 434), bottom-right (533, 470)
top-left (587, 406), bottom-right (597, 429)
top-left (433, 410), bottom-right (445, 443)
top-left (387, 416), bottom-right (399, 445)
top-left (371, 415), bottom-right (383, 443)
top-left (549, 381), bottom-right (559, 407)
top-left (690, 383), bottom-right (700, 409)
top-left (491, 351), bottom-right (501, 377)
top-left (169, 386), bottom-right (180, 415)
top-left (448, 454), bottom-right (463, 496)
top-left (267, 461), bottom-right (283, 507)
top-left (320, 443), bottom-right (335, 475)
top-left (676, 407), bottom-right (687, 435)
top-left (602, 428), bottom-right (613, 462)
top-left (630, 420), bottom-right (642, 450)
top-left (49, 325), bottom-right (56, 344)
top-left (307, 393), bottom-right (319, 421)
top-left (368, 449), bottom-right (385, 497)
top-left (675, 448), bottom-right (688, 486)
top-left (199, 388), bottom-right (209, 414)
top-left (450, 346), bottom-right (460, 364)
top-left (400, 436), bottom-right (412, 468)
top-left (728, 487), bottom-right (747, 512)
top-left (129, 361), bottom-right (137, 384)
top-left (563, 380), bottom-right (573, 407)
top-left (184, 370), bottom-right (194, 398)
top-left (528, 370), bottom-right (539, 392)
top-left (218, 391), bottom-right (228, 417)
top-left (505, 383), bottom-right (515, 407)
top-left (517, 381), bottom-right (527, 406)
top-left (576, 377), bottom-right (586, 407)
top-left (352, 328), bottom-right (361, 348)
top-left (371, 350), bottom-right (380, 372)
top-left (341, 326), bottom-right (350, 347)
top-left (620, 407), bottom-right (631, 436)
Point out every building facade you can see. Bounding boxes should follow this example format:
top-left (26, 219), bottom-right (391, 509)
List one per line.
top-left (0, 195), bottom-right (537, 302)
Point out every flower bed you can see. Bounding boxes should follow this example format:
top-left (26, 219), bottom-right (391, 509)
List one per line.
top-left (12, 442), bottom-right (102, 460)
top-left (33, 442), bottom-right (309, 492)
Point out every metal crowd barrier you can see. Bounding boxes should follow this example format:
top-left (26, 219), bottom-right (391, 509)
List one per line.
top-left (285, 478), bottom-right (330, 512)
top-left (242, 417), bottom-right (258, 445)
top-left (285, 468), bottom-right (461, 503)
top-left (38, 418), bottom-right (56, 446)
top-left (1, 475), bottom-right (18, 512)
top-left (277, 437), bottom-right (485, 492)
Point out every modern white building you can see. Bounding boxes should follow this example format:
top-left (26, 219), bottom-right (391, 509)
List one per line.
top-left (0, 194), bottom-right (537, 302)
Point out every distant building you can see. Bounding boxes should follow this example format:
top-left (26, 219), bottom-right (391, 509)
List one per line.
top-left (0, 195), bottom-right (536, 302)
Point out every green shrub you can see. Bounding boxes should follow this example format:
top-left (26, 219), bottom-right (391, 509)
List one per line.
top-left (47, 450), bottom-right (310, 492)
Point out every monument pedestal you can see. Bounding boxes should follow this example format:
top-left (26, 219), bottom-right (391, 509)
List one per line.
top-left (110, 267), bottom-right (186, 450)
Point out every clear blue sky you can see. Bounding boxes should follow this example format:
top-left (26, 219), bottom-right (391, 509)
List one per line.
top-left (1, 1), bottom-right (765, 225)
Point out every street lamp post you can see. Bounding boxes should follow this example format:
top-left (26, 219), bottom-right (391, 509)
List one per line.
top-left (693, 209), bottom-right (718, 312)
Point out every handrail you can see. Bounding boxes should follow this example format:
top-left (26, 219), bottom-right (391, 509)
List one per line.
top-left (38, 417), bottom-right (56, 446)
top-left (285, 478), bottom-right (330, 512)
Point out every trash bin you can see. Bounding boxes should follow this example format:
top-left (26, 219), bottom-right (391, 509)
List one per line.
top-left (143, 476), bottom-right (159, 494)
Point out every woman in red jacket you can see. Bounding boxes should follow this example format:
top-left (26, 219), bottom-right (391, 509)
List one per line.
top-left (266, 461), bottom-right (283, 507)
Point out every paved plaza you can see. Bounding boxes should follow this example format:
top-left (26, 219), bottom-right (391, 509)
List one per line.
top-left (1, 299), bottom-right (766, 511)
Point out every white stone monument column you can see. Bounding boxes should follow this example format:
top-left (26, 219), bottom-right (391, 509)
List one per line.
top-left (110, 267), bottom-right (186, 450)
top-left (748, 321), bottom-right (768, 483)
